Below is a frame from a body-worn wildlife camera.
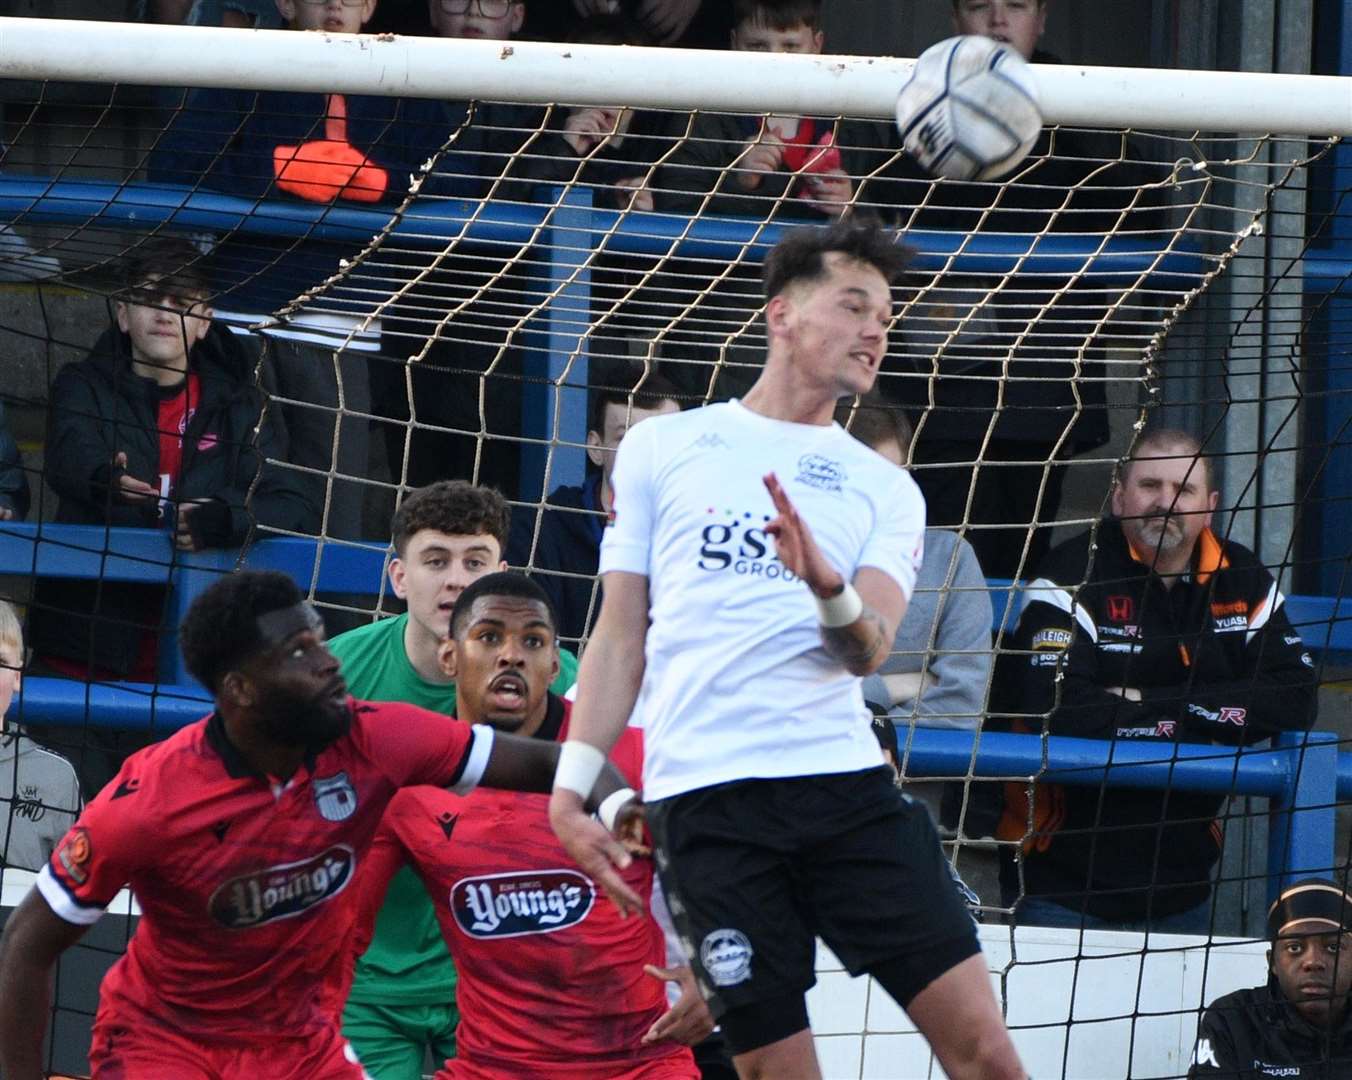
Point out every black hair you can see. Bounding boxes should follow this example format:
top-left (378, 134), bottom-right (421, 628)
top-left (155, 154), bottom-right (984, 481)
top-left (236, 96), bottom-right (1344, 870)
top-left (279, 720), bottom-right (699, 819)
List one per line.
top-left (587, 360), bottom-right (683, 435)
top-left (566, 12), bottom-right (655, 46)
top-left (762, 221), bottom-right (911, 304)
top-left (733, 0), bottom-right (822, 32)
top-left (122, 237), bottom-right (212, 298)
top-left (450, 570), bottom-right (558, 641)
top-left (835, 394), bottom-right (915, 459)
top-left (390, 480), bottom-right (511, 558)
top-left (179, 570), bottom-right (305, 692)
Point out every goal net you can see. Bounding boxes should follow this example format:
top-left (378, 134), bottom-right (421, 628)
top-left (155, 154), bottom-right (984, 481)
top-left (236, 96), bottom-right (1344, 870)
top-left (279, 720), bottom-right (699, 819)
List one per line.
top-left (0, 17), bottom-right (1349, 1079)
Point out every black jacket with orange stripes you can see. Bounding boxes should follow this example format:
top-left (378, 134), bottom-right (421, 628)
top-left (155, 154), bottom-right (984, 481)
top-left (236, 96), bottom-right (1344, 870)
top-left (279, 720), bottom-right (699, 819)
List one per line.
top-left (995, 519), bottom-right (1318, 921)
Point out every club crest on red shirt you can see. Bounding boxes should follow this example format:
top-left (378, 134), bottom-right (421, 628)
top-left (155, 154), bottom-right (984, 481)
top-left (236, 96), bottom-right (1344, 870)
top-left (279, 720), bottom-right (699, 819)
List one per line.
top-left (313, 772), bottom-right (357, 822)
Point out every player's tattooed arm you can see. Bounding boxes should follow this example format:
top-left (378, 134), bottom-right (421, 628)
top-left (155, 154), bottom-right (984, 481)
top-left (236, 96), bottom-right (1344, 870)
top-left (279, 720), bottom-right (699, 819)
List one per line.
top-left (820, 605), bottom-right (891, 676)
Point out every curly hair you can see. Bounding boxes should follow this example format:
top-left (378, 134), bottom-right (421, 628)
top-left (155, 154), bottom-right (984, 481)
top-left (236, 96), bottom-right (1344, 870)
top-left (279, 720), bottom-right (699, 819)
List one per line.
top-left (390, 481), bottom-right (511, 558)
top-left (762, 221), bottom-right (911, 303)
top-left (179, 570), bottom-right (304, 691)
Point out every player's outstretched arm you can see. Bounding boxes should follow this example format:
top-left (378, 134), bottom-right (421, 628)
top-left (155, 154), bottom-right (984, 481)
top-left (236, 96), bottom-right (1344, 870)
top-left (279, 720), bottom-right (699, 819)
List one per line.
top-left (0, 889), bottom-right (89, 1080)
top-left (550, 571), bottom-right (650, 915)
top-left (763, 472), bottom-right (905, 676)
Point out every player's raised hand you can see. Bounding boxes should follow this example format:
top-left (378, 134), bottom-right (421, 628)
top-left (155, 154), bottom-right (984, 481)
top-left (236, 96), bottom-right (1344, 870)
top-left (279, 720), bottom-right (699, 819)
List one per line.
top-left (641, 963), bottom-right (715, 1046)
top-left (763, 472), bottom-right (846, 598)
top-left (549, 791), bottom-right (644, 916)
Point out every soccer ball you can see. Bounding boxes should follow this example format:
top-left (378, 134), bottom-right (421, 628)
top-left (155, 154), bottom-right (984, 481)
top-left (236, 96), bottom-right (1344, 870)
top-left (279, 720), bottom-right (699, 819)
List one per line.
top-left (895, 34), bottom-right (1043, 182)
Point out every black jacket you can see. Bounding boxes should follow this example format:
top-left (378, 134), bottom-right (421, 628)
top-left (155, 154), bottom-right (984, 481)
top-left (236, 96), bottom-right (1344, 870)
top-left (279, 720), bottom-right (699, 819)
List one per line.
top-left (0, 401), bottom-right (30, 520)
top-left (507, 474), bottom-right (605, 648)
top-left (1188, 982), bottom-right (1352, 1078)
top-left (31, 322), bottom-right (317, 674)
top-left (996, 520), bottom-right (1318, 919)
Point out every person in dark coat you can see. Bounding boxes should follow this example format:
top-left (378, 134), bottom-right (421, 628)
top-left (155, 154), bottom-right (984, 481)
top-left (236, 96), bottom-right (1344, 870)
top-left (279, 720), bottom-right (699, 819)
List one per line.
top-left (1188, 878), bottom-right (1352, 1078)
top-left (27, 239), bottom-right (317, 796)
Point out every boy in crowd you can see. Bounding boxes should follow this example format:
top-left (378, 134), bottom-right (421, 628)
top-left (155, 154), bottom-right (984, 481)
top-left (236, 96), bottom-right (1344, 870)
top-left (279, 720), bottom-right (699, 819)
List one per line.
top-left (148, 0), bottom-right (445, 541)
top-left (509, 371), bottom-right (682, 648)
top-left (332, 481), bottom-right (578, 1078)
top-left (0, 601), bottom-right (81, 873)
top-left (350, 572), bottom-right (706, 1079)
top-left (28, 239), bottom-right (315, 796)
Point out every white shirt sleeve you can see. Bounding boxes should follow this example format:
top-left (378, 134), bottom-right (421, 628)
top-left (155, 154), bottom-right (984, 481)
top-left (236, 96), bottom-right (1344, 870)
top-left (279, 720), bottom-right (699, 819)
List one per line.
top-left (598, 419), bottom-right (659, 577)
top-left (857, 472), bottom-right (926, 602)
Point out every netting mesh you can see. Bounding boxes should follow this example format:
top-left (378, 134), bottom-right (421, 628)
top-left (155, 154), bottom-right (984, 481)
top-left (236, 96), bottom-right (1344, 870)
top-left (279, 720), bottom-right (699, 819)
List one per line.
top-left (0, 62), bottom-right (1350, 1079)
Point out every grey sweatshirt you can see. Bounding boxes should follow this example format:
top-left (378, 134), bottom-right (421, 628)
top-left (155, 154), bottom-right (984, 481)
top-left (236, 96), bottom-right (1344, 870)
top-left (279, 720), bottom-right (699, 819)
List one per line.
top-left (862, 529), bottom-right (993, 730)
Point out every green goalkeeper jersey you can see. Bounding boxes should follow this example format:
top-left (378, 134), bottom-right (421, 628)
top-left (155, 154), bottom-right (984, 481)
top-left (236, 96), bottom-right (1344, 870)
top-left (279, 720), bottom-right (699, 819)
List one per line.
top-left (330, 612), bottom-right (578, 1006)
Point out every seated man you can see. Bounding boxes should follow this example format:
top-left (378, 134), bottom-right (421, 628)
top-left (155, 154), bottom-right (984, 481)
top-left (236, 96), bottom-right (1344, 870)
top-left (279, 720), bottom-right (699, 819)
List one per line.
top-left (996, 428), bottom-right (1318, 932)
top-left (331, 480), bottom-right (578, 1079)
top-left (0, 570), bottom-right (637, 1080)
top-left (1189, 878), bottom-right (1352, 1076)
top-left (351, 571), bottom-right (705, 1079)
top-left (508, 371), bottom-right (681, 647)
top-left (0, 600), bottom-right (81, 872)
top-left (28, 239), bottom-right (316, 795)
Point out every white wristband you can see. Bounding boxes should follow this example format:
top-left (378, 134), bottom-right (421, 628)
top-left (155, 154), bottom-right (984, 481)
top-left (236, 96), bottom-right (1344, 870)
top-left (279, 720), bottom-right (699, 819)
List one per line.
top-left (597, 787), bottom-right (638, 832)
top-left (554, 741), bottom-right (607, 799)
top-left (815, 583), bottom-right (863, 628)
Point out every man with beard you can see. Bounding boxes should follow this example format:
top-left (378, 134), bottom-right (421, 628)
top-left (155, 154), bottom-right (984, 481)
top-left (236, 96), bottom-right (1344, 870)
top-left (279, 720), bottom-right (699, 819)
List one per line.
top-left (1189, 878), bottom-right (1352, 1077)
top-left (995, 429), bottom-right (1317, 932)
top-left (0, 571), bottom-right (637, 1080)
top-left (351, 572), bottom-right (708, 1078)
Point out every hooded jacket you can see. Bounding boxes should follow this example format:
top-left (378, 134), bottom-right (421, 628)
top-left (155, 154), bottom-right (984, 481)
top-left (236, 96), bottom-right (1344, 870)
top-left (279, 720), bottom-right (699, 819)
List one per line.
top-left (31, 321), bottom-right (317, 675)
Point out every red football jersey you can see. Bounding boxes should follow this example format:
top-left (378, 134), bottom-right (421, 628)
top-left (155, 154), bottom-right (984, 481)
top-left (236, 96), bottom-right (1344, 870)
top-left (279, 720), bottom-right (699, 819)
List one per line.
top-left (356, 699), bottom-right (697, 1080)
top-left (40, 700), bottom-right (485, 1043)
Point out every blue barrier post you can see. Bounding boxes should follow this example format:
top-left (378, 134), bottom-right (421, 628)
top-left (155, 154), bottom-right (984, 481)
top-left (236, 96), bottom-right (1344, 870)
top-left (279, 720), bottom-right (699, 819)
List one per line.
top-left (519, 185), bottom-right (593, 503)
top-left (1267, 730), bottom-right (1340, 898)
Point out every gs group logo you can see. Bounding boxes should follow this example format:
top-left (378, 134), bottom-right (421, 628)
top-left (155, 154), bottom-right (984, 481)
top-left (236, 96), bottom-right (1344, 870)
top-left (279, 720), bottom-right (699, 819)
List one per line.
top-left (698, 508), bottom-right (798, 583)
top-left (453, 869), bottom-right (594, 939)
top-left (209, 844), bottom-right (354, 929)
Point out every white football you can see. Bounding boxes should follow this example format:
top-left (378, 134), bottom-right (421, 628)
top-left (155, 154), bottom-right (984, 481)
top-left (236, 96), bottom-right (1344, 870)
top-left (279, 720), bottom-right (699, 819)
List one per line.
top-left (895, 34), bottom-right (1043, 182)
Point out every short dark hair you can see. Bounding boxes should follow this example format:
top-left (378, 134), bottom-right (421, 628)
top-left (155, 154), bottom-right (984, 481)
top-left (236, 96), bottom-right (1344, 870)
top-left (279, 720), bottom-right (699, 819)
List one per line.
top-left (449, 570), bottom-right (558, 640)
top-left (179, 570), bottom-right (304, 692)
top-left (390, 481), bottom-right (511, 558)
top-left (835, 395), bottom-right (915, 459)
top-left (762, 222), bottom-right (910, 304)
top-left (1123, 427), bottom-right (1214, 493)
top-left (122, 237), bottom-right (212, 298)
top-left (951, 0), bottom-right (1045, 8)
top-left (734, 0), bottom-right (821, 32)
top-left (566, 12), bottom-right (655, 46)
top-left (587, 365), bottom-right (683, 435)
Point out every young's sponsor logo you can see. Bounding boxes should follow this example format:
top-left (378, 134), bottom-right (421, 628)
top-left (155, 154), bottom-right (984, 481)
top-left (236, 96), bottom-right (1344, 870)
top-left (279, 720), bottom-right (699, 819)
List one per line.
top-left (209, 844), bottom-right (355, 929)
top-left (452, 869), bottom-right (593, 938)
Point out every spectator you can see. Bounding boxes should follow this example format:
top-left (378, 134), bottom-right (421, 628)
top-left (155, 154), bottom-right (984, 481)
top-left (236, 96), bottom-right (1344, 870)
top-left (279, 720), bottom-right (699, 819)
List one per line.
top-left (27, 239), bottom-right (316, 796)
top-left (509, 369), bottom-right (681, 647)
top-left (349, 571), bottom-right (708, 1079)
top-left (522, 14), bottom-right (679, 213)
top-left (0, 600), bottom-right (81, 873)
top-left (658, 0), bottom-right (890, 222)
top-left (137, 0), bottom-right (283, 28)
top-left (372, 0), bottom-right (545, 499)
top-left (995, 428), bottom-right (1317, 932)
top-left (838, 399), bottom-right (993, 732)
top-left (524, 0), bottom-right (733, 48)
top-left (147, 0), bottom-right (443, 540)
top-left (331, 481), bottom-right (579, 1079)
top-left (1188, 878), bottom-right (1352, 1077)
top-left (0, 402), bottom-right (31, 522)
top-left (887, 0), bottom-right (1174, 580)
